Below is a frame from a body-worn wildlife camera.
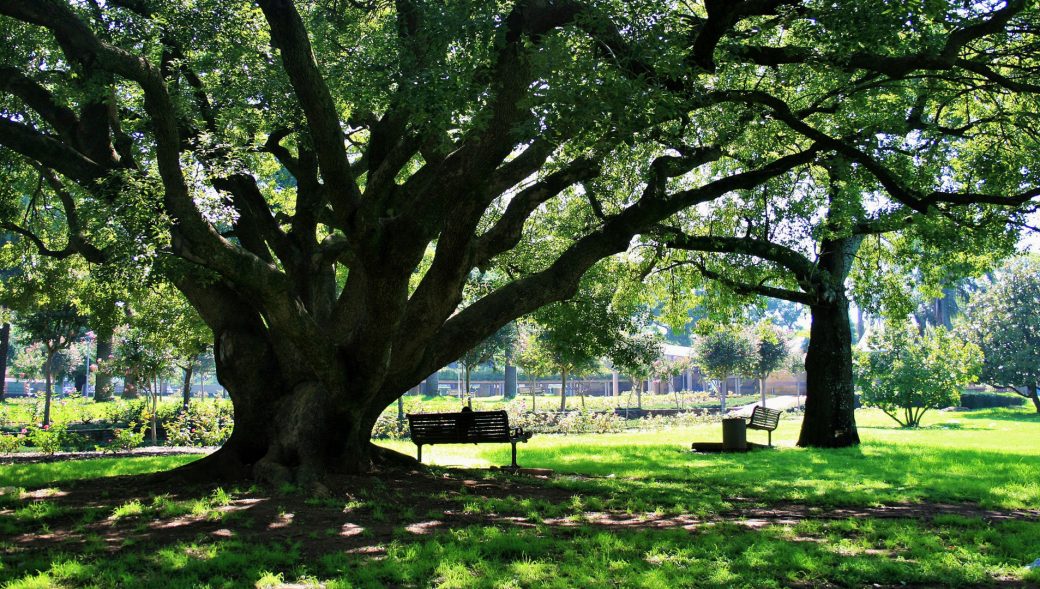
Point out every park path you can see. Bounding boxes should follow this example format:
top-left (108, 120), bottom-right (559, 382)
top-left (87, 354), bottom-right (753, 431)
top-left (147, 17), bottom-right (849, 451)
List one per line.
top-left (727, 394), bottom-right (803, 417)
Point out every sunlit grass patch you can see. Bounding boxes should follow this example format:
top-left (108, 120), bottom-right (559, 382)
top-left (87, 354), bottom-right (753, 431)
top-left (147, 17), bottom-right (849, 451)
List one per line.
top-left (383, 408), bottom-right (1040, 511)
top-left (0, 455), bottom-right (200, 489)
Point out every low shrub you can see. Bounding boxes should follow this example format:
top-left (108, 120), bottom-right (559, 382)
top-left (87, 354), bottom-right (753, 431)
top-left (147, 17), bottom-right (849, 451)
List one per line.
top-left (108, 422), bottom-right (146, 452)
top-left (960, 392), bottom-right (1027, 409)
top-left (371, 412), bottom-right (407, 440)
top-left (27, 424), bottom-right (66, 455)
top-left (0, 432), bottom-right (23, 453)
top-left (637, 411), bottom-right (715, 430)
top-left (165, 401), bottom-right (234, 446)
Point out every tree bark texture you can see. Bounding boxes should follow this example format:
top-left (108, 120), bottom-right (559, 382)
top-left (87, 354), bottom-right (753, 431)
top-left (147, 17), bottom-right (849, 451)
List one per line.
top-left (1029, 385), bottom-right (1040, 414)
top-left (798, 298), bottom-right (860, 447)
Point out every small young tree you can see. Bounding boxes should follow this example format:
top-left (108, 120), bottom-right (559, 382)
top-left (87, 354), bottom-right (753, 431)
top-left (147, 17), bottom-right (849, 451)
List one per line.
top-left (10, 341), bottom-right (45, 396)
top-left (654, 356), bottom-right (692, 410)
top-left (696, 327), bottom-right (755, 413)
top-left (514, 323), bottom-right (551, 412)
top-left (610, 332), bottom-right (663, 409)
top-left (960, 257), bottom-right (1040, 413)
top-left (528, 315), bottom-right (604, 411)
top-left (140, 285), bottom-right (211, 410)
top-left (527, 264), bottom-right (648, 411)
top-left (856, 321), bottom-right (980, 427)
top-left (752, 323), bottom-right (791, 406)
top-left (113, 326), bottom-right (173, 444)
top-left (16, 305), bottom-right (88, 426)
top-left (457, 323), bottom-right (516, 406)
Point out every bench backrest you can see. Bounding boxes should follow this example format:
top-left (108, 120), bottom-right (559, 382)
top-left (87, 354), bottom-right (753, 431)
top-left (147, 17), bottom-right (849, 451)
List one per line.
top-left (407, 410), bottom-right (512, 444)
top-left (749, 406), bottom-right (781, 430)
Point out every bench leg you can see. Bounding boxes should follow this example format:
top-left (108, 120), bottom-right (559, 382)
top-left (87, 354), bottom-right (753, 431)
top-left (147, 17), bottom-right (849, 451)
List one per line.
top-left (768, 431), bottom-right (772, 447)
top-left (417, 444), bottom-right (423, 463)
top-left (511, 442), bottom-right (519, 468)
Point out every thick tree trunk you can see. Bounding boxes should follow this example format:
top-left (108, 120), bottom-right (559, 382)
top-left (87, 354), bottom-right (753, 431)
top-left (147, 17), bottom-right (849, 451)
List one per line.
top-left (798, 298), bottom-right (860, 447)
top-left (1029, 385), bottom-right (1040, 414)
top-left (166, 323), bottom-right (415, 486)
top-left (0, 321), bottom-right (9, 402)
top-left (504, 360), bottom-right (517, 399)
top-left (122, 371), bottom-right (139, 399)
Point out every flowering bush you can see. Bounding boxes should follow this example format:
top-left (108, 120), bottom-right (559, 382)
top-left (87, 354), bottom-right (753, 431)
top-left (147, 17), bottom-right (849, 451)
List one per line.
top-left (27, 424), bottom-right (66, 455)
top-left (636, 411), bottom-right (714, 430)
top-left (109, 422), bottom-right (146, 452)
top-left (506, 407), bottom-right (626, 435)
top-left (165, 402), bottom-right (233, 447)
top-left (0, 433), bottom-right (23, 454)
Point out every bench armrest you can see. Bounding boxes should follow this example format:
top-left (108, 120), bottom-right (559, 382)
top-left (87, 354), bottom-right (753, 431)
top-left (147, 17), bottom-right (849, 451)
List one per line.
top-left (512, 427), bottom-right (531, 440)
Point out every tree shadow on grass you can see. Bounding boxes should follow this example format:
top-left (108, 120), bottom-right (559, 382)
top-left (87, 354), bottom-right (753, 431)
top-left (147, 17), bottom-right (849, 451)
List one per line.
top-left (1, 453), bottom-right (1039, 588)
top-left (3, 513), bottom-right (1037, 588)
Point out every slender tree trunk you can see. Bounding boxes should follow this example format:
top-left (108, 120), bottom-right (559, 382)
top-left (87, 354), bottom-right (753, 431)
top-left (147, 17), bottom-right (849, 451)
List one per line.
top-left (43, 350), bottom-right (55, 427)
top-left (720, 376), bottom-right (727, 414)
top-left (559, 367), bottom-right (568, 411)
top-left (529, 373), bottom-right (537, 412)
top-left (636, 378), bottom-right (642, 409)
top-left (397, 396), bottom-right (405, 435)
top-left (94, 325), bottom-right (114, 402)
top-left (464, 365), bottom-right (471, 407)
top-left (149, 379), bottom-right (158, 445)
top-left (0, 321), bottom-right (9, 402)
top-left (798, 298), bottom-right (860, 447)
top-left (760, 376), bottom-right (767, 406)
top-left (182, 361), bottom-right (195, 410)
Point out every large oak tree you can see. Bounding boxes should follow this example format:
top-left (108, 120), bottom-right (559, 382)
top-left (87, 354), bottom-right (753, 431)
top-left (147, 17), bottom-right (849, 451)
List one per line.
top-left (0, 0), bottom-right (1037, 481)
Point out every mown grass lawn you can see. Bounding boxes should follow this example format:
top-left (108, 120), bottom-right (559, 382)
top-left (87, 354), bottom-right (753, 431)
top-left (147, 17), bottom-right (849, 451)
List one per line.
top-left (0, 408), bottom-right (1037, 588)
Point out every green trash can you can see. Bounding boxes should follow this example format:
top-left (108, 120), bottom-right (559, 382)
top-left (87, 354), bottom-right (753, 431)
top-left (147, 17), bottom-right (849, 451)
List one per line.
top-left (722, 417), bottom-right (747, 450)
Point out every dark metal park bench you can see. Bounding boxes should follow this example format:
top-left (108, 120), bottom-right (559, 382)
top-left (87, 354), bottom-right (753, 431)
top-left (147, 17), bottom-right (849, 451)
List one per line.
top-left (407, 410), bottom-right (532, 468)
top-left (747, 406), bottom-right (782, 446)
